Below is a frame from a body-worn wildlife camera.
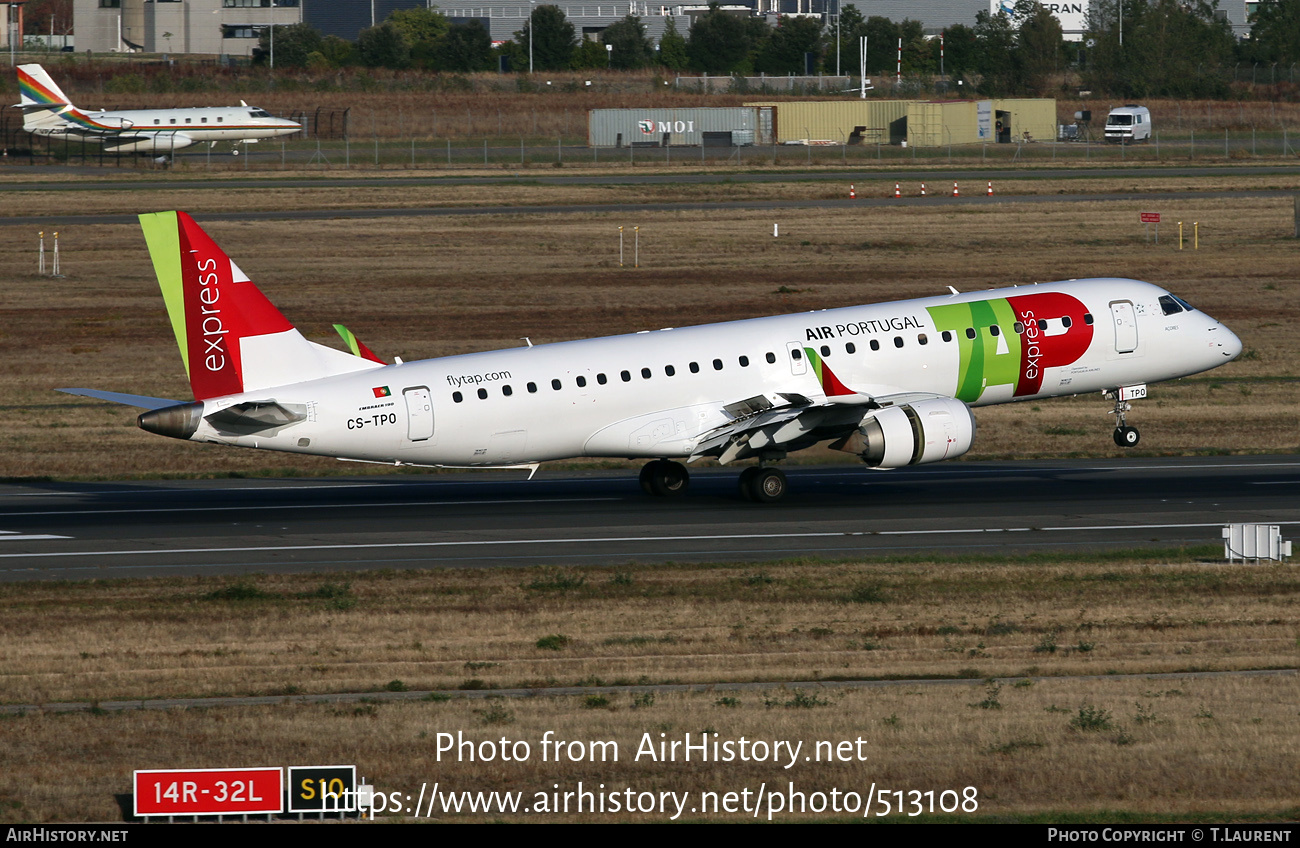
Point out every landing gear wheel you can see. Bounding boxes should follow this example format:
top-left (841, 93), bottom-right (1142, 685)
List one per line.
top-left (639, 461), bottom-right (657, 495)
top-left (749, 467), bottom-right (788, 503)
top-left (1113, 426), bottom-right (1140, 448)
top-left (642, 460), bottom-right (689, 496)
top-left (738, 466), bottom-right (761, 502)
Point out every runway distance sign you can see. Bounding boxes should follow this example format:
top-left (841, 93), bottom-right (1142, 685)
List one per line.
top-left (288, 765), bottom-right (358, 813)
top-left (1140, 213), bottom-right (1161, 223)
top-left (133, 767), bottom-right (283, 816)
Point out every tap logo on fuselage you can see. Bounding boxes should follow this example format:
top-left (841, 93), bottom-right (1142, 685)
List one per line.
top-left (927, 291), bottom-right (1094, 401)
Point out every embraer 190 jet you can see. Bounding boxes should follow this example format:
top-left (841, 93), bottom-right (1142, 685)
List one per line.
top-left (15, 64), bottom-right (299, 155)
top-left (60, 212), bottom-right (1242, 503)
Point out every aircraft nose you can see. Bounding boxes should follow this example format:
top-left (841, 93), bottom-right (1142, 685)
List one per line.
top-left (1217, 324), bottom-right (1243, 361)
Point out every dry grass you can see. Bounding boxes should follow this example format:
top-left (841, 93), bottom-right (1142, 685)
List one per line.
top-left (0, 559), bottom-right (1297, 822)
top-left (0, 187), bottom-right (1296, 480)
top-left (5, 174), bottom-right (1300, 218)
top-left (2, 556), bottom-right (1294, 705)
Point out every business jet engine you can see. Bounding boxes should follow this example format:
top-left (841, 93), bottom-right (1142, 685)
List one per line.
top-left (830, 397), bottom-right (976, 468)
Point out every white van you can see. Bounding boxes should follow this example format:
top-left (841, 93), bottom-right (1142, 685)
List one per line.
top-left (1104, 105), bottom-right (1152, 143)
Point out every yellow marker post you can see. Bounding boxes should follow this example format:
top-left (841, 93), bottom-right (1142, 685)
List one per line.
top-left (618, 226), bottom-right (624, 268)
top-left (1178, 221), bottom-right (1184, 250)
top-left (1194, 222), bottom-right (1199, 250)
top-left (634, 226), bottom-right (640, 269)
top-left (38, 231), bottom-right (44, 275)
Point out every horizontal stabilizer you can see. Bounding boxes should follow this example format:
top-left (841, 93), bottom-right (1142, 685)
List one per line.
top-left (56, 388), bottom-right (182, 410)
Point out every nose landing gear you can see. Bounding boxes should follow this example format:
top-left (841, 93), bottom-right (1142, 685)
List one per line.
top-left (1106, 385), bottom-right (1146, 448)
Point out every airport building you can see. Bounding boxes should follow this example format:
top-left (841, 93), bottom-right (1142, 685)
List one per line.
top-left (589, 98), bottom-right (1059, 147)
top-left (72, 0), bottom-right (302, 56)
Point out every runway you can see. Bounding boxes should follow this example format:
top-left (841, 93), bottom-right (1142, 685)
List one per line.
top-left (1, 456), bottom-right (1296, 581)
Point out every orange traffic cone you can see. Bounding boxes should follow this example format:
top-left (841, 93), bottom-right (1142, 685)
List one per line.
top-left (952, 182), bottom-right (960, 197)
top-left (920, 182), bottom-right (927, 196)
top-left (850, 183), bottom-right (856, 199)
top-left (987, 181), bottom-right (994, 197)
top-left (894, 183), bottom-right (901, 199)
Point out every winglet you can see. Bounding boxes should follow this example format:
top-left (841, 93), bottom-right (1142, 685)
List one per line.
top-left (803, 347), bottom-right (855, 397)
top-left (333, 323), bottom-right (385, 364)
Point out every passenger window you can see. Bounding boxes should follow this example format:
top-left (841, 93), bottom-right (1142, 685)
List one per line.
top-left (894, 337), bottom-right (904, 348)
top-left (989, 325), bottom-right (1000, 337)
top-left (453, 391), bottom-right (463, 403)
top-left (712, 359), bottom-right (723, 370)
top-left (477, 388), bottom-right (487, 399)
top-left (1013, 322), bottom-right (1025, 334)
top-left (527, 382), bottom-right (537, 393)
top-left (869, 339), bottom-right (880, 351)
top-left (765, 352), bottom-right (776, 364)
top-left (820, 345), bottom-right (830, 357)
top-left (551, 379), bottom-right (562, 390)
top-left (153, 119), bottom-right (160, 125)
top-left (1037, 319), bottom-right (1048, 331)
top-left (621, 370), bottom-right (631, 382)
top-left (502, 385), bottom-right (513, 396)
top-left (689, 362), bottom-right (700, 373)
top-left (576, 376), bottom-right (587, 387)
top-left (845, 343), bottom-right (856, 354)
top-left (641, 367), bottom-right (651, 379)
top-left (918, 333), bottom-right (928, 345)
top-left (1062, 316), bottom-right (1072, 328)
top-left (597, 373), bottom-right (607, 385)
top-left (1084, 313), bottom-right (1094, 325)
top-left (791, 350), bottom-right (802, 361)
top-left (739, 356), bottom-right (749, 367)
top-left (942, 330), bottom-right (953, 342)
top-left (965, 327), bottom-right (976, 340)
top-left (665, 365), bottom-right (676, 377)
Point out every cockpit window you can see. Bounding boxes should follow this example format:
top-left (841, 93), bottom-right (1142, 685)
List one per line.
top-left (1173, 295), bottom-right (1194, 312)
top-left (249, 108), bottom-right (272, 117)
top-left (1158, 295), bottom-right (1184, 316)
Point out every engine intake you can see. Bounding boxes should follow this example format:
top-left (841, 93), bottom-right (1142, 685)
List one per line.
top-left (830, 397), bottom-right (975, 468)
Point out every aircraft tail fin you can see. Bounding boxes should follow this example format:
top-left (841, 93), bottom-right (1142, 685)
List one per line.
top-left (16, 64), bottom-right (77, 132)
top-left (138, 211), bottom-right (382, 401)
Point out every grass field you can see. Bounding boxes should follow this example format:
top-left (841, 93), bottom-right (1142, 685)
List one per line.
top-left (0, 183), bottom-right (1295, 480)
top-left (1, 555), bottom-right (1296, 822)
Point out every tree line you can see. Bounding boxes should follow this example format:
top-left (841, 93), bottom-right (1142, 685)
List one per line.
top-left (259, 0), bottom-right (1300, 98)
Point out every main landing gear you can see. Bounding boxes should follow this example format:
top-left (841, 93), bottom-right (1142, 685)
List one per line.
top-left (738, 465), bottom-right (788, 503)
top-left (640, 459), bottom-right (690, 497)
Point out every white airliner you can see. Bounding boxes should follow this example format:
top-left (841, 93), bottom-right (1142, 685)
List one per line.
top-left (15, 64), bottom-right (300, 155)
top-left (59, 212), bottom-right (1242, 502)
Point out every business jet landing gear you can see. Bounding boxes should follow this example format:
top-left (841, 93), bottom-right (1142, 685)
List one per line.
top-left (640, 459), bottom-right (690, 497)
top-left (738, 465), bottom-right (787, 503)
top-left (1106, 386), bottom-right (1145, 448)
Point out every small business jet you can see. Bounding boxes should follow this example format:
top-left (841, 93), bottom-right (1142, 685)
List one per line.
top-left (59, 212), bottom-right (1242, 503)
top-left (15, 64), bottom-right (299, 155)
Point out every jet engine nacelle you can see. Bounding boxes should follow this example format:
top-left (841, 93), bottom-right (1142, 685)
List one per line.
top-left (831, 397), bottom-right (976, 468)
top-left (103, 133), bottom-right (196, 154)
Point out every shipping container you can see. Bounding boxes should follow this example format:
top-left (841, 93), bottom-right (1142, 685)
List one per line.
top-left (744, 98), bottom-right (1055, 147)
top-left (588, 108), bottom-right (758, 147)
